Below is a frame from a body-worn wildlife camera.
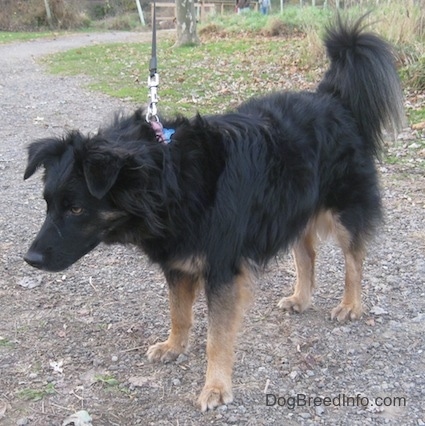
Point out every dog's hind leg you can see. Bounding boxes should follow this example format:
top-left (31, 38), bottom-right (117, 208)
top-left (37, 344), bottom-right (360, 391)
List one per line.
top-left (198, 264), bottom-right (253, 411)
top-left (278, 227), bottom-right (316, 313)
top-left (147, 270), bottom-right (201, 363)
top-left (331, 221), bottom-right (364, 322)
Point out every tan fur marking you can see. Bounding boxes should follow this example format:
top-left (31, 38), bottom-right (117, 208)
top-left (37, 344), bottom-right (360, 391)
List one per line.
top-left (331, 221), bottom-right (364, 321)
top-left (169, 256), bottom-right (206, 276)
top-left (278, 229), bottom-right (316, 312)
top-left (279, 210), bottom-right (365, 321)
top-left (146, 273), bottom-right (201, 363)
top-left (198, 264), bottom-right (253, 411)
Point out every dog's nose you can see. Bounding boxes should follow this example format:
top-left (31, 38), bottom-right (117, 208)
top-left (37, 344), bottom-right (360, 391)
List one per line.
top-left (24, 251), bottom-right (45, 269)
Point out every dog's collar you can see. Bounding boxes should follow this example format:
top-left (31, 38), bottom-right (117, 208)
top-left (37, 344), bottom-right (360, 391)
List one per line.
top-left (150, 121), bottom-right (175, 144)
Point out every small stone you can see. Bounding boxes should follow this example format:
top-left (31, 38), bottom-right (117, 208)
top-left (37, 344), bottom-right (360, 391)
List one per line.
top-left (18, 277), bottom-right (42, 289)
top-left (289, 371), bottom-right (298, 380)
top-left (370, 306), bottom-right (388, 316)
top-left (175, 354), bottom-right (188, 364)
top-left (299, 412), bottom-right (311, 419)
top-left (315, 406), bottom-right (325, 416)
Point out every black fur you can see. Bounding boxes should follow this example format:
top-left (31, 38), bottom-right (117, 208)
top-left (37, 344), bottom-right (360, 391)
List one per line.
top-left (24, 18), bottom-right (404, 303)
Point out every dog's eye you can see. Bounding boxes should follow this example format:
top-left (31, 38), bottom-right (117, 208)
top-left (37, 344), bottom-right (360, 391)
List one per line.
top-left (70, 207), bottom-right (84, 216)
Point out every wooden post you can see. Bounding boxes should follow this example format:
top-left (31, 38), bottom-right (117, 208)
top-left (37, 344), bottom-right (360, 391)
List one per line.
top-left (43, 0), bottom-right (53, 28)
top-left (135, 0), bottom-right (146, 26)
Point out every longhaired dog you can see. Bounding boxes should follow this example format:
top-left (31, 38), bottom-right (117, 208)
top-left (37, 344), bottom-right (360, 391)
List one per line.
top-left (24, 17), bottom-right (404, 410)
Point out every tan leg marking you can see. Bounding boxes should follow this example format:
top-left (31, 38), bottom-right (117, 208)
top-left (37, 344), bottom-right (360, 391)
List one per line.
top-left (278, 228), bottom-right (316, 313)
top-left (331, 219), bottom-right (364, 322)
top-left (147, 271), bottom-right (201, 363)
top-left (198, 265), bottom-right (253, 411)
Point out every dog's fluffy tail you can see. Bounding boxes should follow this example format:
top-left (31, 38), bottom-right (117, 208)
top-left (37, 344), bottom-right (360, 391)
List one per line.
top-left (318, 15), bottom-right (405, 157)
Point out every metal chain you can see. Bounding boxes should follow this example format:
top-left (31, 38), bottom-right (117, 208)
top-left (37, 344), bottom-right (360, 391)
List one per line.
top-left (146, 72), bottom-right (159, 122)
top-left (146, 0), bottom-right (159, 122)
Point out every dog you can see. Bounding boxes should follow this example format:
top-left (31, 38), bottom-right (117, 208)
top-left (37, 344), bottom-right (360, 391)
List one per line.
top-left (24, 16), bottom-right (404, 411)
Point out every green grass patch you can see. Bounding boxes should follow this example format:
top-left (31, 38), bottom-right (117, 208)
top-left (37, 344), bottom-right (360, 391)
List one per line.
top-left (0, 31), bottom-right (54, 43)
top-left (0, 337), bottom-right (13, 347)
top-left (95, 374), bottom-right (120, 387)
top-left (44, 36), bottom-right (303, 116)
top-left (18, 383), bottom-right (56, 401)
top-left (202, 6), bottom-right (331, 35)
top-left (408, 108), bottom-right (425, 125)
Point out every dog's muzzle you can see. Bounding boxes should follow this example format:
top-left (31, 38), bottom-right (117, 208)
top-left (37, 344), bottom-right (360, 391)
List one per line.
top-left (24, 250), bottom-right (45, 270)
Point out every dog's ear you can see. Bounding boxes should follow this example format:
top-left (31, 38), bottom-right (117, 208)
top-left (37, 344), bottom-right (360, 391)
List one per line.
top-left (83, 150), bottom-right (126, 199)
top-left (24, 138), bottom-right (67, 180)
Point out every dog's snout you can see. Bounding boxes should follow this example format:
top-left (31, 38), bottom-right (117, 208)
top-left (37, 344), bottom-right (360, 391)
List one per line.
top-left (24, 250), bottom-right (45, 269)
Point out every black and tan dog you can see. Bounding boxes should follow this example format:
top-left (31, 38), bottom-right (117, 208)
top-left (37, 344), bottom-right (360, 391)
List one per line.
top-left (24, 17), bottom-right (404, 410)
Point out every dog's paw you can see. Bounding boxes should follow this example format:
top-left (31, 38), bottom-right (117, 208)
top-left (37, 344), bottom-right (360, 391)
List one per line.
top-left (198, 382), bottom-right (233, 412)
top-left (146, 340), bottom-right (183, 363)
top-left (278, 295), bottom-right (311, 313)
top-left (331, 302), bottom-right (362, 322)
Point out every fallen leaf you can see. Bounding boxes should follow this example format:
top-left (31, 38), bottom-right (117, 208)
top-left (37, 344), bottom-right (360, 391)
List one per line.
top-left (18, 277), bottom-right (43, 289)
top-left (370, 306), bottom-right (388, 316)
top-left (411, 121), bottom-right (425, 130)
top-left (62, 410), bottom-right (92, 426)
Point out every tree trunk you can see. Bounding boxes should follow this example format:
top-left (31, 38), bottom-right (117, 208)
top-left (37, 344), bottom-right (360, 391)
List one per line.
top-left (174, 0), bottom-right (200, 47)
top-left (43, 0), bottom-right (53, 29)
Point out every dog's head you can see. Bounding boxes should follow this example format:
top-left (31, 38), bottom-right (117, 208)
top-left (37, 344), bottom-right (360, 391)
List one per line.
top-left (23, 132), bottom-right (129, 272)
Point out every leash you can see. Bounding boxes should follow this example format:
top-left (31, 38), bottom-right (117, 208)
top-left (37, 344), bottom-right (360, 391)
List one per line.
top-left (146, 0), bottom-right (159, 123)
top-left (146, 0), bottom-right (174, 144)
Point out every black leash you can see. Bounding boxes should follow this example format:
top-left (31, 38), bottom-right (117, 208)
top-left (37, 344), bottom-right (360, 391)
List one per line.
top-left (146, 2), bottom-right (175, 143)
top-left (149, 0), bottom-right (157, 79)
top-left (146, 0), bottom-right (159, 123)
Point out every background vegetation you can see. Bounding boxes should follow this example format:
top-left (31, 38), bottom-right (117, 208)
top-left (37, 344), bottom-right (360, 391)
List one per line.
top-left (1, 0), bottom-right (424, 125)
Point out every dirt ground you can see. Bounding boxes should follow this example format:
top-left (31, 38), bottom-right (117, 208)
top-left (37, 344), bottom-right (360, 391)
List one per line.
top-left (0, 31), bottom-right (424, 426)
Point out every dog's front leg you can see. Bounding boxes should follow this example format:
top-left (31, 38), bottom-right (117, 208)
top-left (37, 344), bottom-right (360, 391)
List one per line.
top-left (198, 266), bottom-right (252, 411)
top-left (147, 270), bottom-right (200, 363)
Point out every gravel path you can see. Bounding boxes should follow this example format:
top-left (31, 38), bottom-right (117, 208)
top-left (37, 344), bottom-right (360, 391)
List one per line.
top-left (0, 31), bottom-right (424, 426)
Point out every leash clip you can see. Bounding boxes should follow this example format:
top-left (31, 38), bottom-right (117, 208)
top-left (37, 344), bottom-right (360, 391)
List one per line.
top-left (146, 72), bottom-right (160, 122)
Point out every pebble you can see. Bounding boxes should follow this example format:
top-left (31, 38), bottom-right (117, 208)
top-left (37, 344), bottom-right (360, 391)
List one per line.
top-left (289, 371), bottom-right (298, 380)
top-left (315, 406), bottom-right (325, 416)
top-left (175, 354), bottom-right (188, 364)
top-left (299, 412), bottom-right (311, 419)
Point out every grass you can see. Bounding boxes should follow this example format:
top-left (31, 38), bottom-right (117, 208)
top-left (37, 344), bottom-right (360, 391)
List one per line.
top-left (18, 383), bottom-right (56, 401)
top-left (409, 109), bottom-right (425, 125)
top-left (44, 35), bottom-right (309, 116)
top-left (95, 374), bottom-right (120, 387)
top-left (0, 337), bottom-right (13, 347)
top-left (0, 31), bottom-right (54, 43)
top-left (38, 2), bottom-right (424, 115)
